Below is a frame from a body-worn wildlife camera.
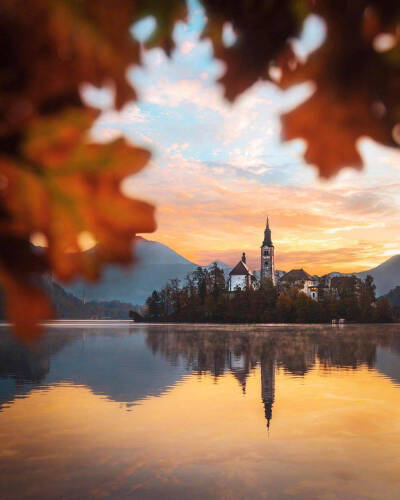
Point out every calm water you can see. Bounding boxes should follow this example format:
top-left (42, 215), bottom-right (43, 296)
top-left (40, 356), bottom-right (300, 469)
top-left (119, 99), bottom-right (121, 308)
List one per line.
top-left (1, 322), bottom-right (400, 500)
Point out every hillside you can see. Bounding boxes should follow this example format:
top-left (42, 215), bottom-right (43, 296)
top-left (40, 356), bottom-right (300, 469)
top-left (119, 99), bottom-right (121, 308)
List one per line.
top-left (356, 255), bottom-right (400, 297)
top-left (63, 237), bottom-right (199, 305)
top-left (42, 277), bottom-right (137, 319)
top-left (382, 286), bottom-right (400, 306)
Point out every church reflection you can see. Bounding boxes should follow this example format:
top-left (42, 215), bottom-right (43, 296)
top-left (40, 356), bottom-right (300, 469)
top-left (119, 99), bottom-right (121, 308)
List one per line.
top-left (261, 349), bottom-right (275, 429)
top-left (227, 344), bottom-right (276, 429)
top-left (1, 325), bottom-right (400, 431)
top-left (144, 325), bottom-right (400, 430)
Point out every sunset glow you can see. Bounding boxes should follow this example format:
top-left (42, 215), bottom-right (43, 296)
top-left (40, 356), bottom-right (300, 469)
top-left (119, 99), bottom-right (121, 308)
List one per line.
top-left (2, 364), bottom-right (400, 498)
top-left (83, 0), bottom-right (400, 276)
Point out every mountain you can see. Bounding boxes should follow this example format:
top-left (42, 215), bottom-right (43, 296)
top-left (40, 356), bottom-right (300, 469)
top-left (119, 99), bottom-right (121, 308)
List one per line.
top-left (206, 260), bottom-right (232, 274)
top-left (317, 257), bottom-right (400, 297)
top-left (42, 276), bottom-right (137, 319)
top-left (355, 255), bottom-right (400, 297)
top-left (63, 237), bottom-right (198, 305)
top-left (382, 286), bottom-right (400, 306)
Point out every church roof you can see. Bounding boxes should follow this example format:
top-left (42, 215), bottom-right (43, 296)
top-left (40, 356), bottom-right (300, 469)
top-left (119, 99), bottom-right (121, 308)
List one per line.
top-left (229, 260), bottom-right (254, 276)
top-left (262, 217), bottom-right (273, 247)
top-left (279, 268), bottom-right (313, 282)
top-left (330, 276), bottom-right (360, 289)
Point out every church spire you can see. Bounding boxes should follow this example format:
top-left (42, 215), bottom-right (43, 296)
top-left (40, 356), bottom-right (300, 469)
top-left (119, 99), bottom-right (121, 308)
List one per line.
top-left (262, 217), bottom-right (273, 247)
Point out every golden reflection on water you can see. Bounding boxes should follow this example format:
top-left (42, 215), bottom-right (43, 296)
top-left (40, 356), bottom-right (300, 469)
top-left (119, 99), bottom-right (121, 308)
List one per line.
top-left (1, 356), bottom-right (400, 499)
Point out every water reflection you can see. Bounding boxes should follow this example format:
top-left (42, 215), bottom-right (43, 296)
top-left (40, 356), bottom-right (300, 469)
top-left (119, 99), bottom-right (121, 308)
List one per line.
top-left (1, 323), bottom-right (400, 500)
top-left (1, 324), bottom-right (400, 431)
top-left (0, 326), bottom-right (191, 412)
top-left (144, 324), bottom-right (400, 430)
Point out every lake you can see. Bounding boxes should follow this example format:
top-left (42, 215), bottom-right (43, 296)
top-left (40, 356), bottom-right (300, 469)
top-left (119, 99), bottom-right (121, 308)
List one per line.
top-left (0, 322), bottom-right (400, 499)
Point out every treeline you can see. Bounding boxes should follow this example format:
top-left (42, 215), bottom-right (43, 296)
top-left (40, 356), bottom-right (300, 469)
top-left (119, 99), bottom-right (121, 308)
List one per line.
top-left (145, 263), bottom-right (394, 323)
top-left (0, 278), bottom-right (137, 321)
top-left (45, 280), bottom-right (138, 319)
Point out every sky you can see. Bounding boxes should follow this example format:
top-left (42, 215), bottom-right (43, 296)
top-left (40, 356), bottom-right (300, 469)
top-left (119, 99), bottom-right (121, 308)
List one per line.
top-left (82, 0), bottom-right (400, 275)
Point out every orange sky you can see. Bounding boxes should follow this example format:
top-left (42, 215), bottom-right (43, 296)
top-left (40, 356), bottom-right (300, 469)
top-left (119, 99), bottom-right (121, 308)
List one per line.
top-left (86, 6), bottom-right (400, 276)
top-left (130, 137), bottom-right (400, 275)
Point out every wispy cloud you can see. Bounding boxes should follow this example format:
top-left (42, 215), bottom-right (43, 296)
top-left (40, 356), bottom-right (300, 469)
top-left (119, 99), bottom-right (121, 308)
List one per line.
top-left (87, 0), bottom-right (400, 275)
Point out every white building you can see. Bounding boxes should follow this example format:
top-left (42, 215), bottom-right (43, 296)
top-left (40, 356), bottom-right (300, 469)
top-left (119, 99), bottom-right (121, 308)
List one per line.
top-left (300, 279), bottom-right (319, 301)
top-left (228, 253), bottom-right (257, 291)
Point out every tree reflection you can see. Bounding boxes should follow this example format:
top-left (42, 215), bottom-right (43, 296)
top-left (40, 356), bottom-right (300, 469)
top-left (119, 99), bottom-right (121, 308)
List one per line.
top-left (0, 325), bottom-right (399, 430)
top-left (145, 325), bottom-right (399, 429)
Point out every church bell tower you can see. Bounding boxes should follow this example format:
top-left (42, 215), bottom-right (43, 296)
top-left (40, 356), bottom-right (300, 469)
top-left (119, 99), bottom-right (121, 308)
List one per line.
top-left (260, 217), bottom-right (275, 284)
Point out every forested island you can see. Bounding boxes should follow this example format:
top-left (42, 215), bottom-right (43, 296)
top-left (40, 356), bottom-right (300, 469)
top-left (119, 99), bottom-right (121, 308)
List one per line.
top-left (145, 263), bottom-right (397, 323)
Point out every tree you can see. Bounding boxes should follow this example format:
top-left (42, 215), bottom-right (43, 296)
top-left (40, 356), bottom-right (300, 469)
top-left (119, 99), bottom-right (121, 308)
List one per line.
top-left (374, 298), bottom-right (393, 322)
top-left (193, 267), bottom-right (208, 305)
top-left (146, 290), bottom-right (162, 321)
top-left (209, 262), bottom-right (226, 299)
top-left (359, 275), bottom-right (376, 321)
top-left (276, 293), bottom-right (296, 323)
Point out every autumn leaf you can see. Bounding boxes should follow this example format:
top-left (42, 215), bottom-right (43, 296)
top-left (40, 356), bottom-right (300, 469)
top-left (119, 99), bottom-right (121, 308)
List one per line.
top-left (200, 0), bottom-right (307, 101)
top-left (0, 267), bottom-right (53, 342)
top-left (0, 108), bottom-right (156, 337)
top-left (278, 1), bottom-right (399, 177)
top-left (0, 0), bottom-right (158, 338)
top-left (0, 236), bottom-right (52, 340)
top-left (136, 0), bottom-right (188, 55)
top-left (198, 0), bottom-right (399, 176)
top-left (2, 108), bottom-right (156, 279)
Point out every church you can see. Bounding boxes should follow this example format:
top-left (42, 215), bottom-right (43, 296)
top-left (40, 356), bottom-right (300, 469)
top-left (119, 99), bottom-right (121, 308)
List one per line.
top-left (228, 218), bottom-right (361, 302)
top-left (228, 218), bottom-right (276, 291)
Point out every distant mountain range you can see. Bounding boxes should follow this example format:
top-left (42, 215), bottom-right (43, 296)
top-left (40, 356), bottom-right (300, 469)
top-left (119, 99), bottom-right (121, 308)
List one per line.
top-left (355, 255), bottom-right (400, 297)
top-left (383, 286), bottom-right (400, 306)
top-left (63, 237), bottom-right (200, 305)
top-left (59, 238), bottom-right (400, 304)
top-left (325, 255), bottom-right (400, 297)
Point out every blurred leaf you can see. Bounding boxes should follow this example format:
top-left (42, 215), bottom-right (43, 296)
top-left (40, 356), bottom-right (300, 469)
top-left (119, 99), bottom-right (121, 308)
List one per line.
top-left (0, 109), bottom-right (156, 337)
top-left (2, 109), bottom-right (156, 281)
top-left (0, 0), bottom-right (140, 144)
top-left (200, 0), bottom-right (307, 101)
top-left (198, 0), bottom-right (399, 176)
top-left (278, 0), bottom-right (399, 177)
top-left (136, 0), bottom-right (187, 55)
top-left (0, 236), bottom-right (52, 339)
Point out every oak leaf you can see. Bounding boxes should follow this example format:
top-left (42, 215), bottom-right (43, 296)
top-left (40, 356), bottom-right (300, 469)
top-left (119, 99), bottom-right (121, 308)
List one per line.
top-left (136, 0), bottom-right (188, 55)
top-left (278, 1), bottom-right (399, 177)
top-left (0, 109), bottom-right (156, 337)
top-left (200, 0), bottom-right (306, 101)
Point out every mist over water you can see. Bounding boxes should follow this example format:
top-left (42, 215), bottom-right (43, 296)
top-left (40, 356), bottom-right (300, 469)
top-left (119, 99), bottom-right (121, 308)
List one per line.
top-left (1, 323), bottom-right (400, 499)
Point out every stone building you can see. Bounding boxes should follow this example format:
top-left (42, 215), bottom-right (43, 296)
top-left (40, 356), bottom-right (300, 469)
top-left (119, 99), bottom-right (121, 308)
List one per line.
top-left (279, 268), bottom-right (313, 287)
top-left (279, 269), bottom-right (319, 300)
top-left (327, 275), bottom-right (361, 297)
top-left (301, 279), bottom-right (319, 301)
top-left (260, 217), bottom-right (275, 285)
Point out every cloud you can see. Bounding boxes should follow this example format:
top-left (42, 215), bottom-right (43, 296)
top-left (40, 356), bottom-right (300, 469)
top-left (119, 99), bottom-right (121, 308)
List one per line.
top-left (90, 0), bottom-right (400, 275)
